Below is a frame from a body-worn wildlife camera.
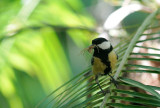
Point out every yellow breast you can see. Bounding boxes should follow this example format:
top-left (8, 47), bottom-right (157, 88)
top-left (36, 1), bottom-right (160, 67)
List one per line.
top-left (92, 57), bottom-right (107, 76)
top-left (92, 50), bottom-right (117, 76)
top-left (108, 51), bottom-right (117, 70)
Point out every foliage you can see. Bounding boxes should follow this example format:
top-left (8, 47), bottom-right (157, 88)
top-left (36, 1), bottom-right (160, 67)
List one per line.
top-left (0, 0), bottom-right (160, 108)
top-left (36, 8), bottom-right (160, 108)
top-left (0, 0), bottom-right (95, 108)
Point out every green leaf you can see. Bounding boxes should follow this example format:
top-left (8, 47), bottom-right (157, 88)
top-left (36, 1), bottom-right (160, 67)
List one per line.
top-left (114, 89), bottom-right (160, 102)
top-left (137, 37), bottom-right (160, 43)
top-left (126, 64), bottom-right (160, 71)
top-left (123, 69), bottom-right (160, 74)
top-left (108, 103), bottom-right (147, 108)
top-left (128, 57), bottom-right (160, 62)
top-left (120, 78), bottom-right (160, 100)
top-left (146, 85), bottom-right (160, 91)
top-left (110, 96), bottom-right (160, 107)
top-left (131, 53), bottom-right (160, 57)
top-left (142, 31), bottom-right (160, 36)
top-left (135, 45), bottom-right (160, 51)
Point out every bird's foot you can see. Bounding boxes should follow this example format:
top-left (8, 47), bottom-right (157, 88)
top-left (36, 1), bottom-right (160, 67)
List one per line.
top-left (97, 89), bottom-right (110, 96)
top-left (110, 78), bottom-right (118, 88)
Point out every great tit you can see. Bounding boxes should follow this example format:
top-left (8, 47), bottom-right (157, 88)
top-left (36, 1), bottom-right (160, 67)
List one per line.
top-left (88, 37), bottom-right (118, 95)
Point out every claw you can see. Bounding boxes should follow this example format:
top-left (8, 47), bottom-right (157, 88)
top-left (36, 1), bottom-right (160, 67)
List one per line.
top-left (97, 89), bottom-right (110, 95)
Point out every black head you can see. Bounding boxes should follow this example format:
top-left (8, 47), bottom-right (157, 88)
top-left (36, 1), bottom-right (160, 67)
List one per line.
top-left (91, 38), bottom-right (111, 50)
top-left (89, 38), bottom-right (113, 58)
top-left (92, 38), bottom-right (108, 45)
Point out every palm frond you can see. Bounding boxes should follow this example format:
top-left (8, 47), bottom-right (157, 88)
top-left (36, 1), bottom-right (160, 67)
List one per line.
top-left (36, 9), bottom-right (160, 108)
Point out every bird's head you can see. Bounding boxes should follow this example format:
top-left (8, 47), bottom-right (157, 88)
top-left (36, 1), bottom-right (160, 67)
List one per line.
top-left (88, 38), bottom-right (111, 53)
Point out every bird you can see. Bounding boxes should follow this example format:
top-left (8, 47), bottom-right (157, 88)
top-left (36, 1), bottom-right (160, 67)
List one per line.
top-left (88, 37), bottom-right (118, 95)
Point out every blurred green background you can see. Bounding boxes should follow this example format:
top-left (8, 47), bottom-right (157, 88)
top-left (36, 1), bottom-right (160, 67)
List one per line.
top-left (0, 0), bottom-right (157, 108)
top-left (0, 0), bottom-right (97, 108)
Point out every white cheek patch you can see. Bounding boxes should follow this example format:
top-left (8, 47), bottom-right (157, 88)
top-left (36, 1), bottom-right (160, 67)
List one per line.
top-left (98, 41), bottom-right (110, 50)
